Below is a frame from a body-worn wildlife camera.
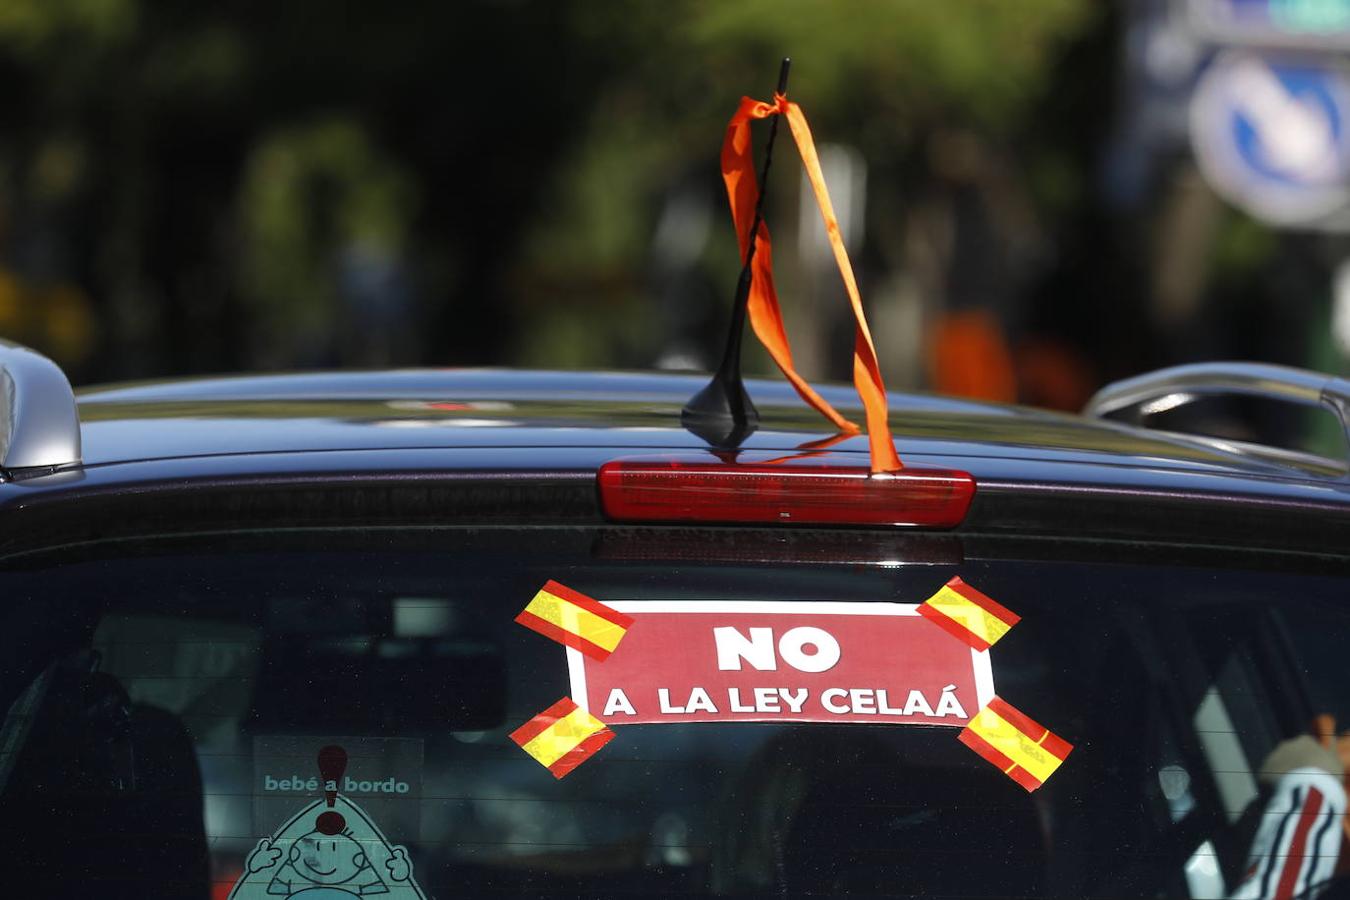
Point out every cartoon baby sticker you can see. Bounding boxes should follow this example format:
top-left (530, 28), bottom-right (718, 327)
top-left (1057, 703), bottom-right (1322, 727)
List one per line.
top-left (254, 806), bottom-right (413, 896)
top-left (230, 743), bottom-right (425, 899)
top-left (229, 797), bottom-right (425, 898)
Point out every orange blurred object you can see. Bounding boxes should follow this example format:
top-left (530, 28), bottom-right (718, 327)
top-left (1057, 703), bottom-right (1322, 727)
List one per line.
top-left (1017, 336), bottom-right (1096, 412)
top-left (927, 310), bottom-right (1017, 403)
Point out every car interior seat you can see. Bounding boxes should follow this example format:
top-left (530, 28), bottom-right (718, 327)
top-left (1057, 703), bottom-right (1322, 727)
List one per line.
top-left (0, 651), bottom-right (211, 900)
top-left (714, 727), bottom-right (1048, 898)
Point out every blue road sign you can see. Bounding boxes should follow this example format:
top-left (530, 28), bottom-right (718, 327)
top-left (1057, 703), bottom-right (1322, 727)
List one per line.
top-left (1191, 50), bottom-right (1350, 225)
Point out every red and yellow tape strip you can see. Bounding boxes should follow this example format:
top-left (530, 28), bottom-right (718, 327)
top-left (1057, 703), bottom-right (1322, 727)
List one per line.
top-left (510, 697), bottom-right (615, 780)
top-left (516, 579), bottom-right (634, 662)
top-left (918, 576), bottom-right (1020, 652)
top-left (959, 697), bottom-right (1073, 792)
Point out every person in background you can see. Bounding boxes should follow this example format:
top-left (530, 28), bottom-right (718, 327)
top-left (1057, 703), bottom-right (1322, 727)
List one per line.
top-left (1231, 717), bottom-right (1350, 899)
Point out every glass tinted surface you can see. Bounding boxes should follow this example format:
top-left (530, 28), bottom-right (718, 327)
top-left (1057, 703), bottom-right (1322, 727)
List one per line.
top-left (0, 526), bottom-right (1347, 899)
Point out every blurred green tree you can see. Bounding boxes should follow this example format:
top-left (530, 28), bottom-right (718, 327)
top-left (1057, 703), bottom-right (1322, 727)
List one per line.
top-left (516, 0), bottom-right (1093, 373)
top-left (0, 0), bottom-right (1096, 381)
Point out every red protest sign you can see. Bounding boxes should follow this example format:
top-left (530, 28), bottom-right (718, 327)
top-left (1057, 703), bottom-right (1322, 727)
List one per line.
top-left (566, 601), bottom-right (994, 727)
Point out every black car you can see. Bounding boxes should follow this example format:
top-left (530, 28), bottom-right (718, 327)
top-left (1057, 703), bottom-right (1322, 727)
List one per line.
top-left (0, 338), bottom-right (1347, 899)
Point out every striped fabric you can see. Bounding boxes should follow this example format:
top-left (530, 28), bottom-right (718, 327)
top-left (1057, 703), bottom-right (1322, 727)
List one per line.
top-left (1230, 768), bottom-right (1347, 899)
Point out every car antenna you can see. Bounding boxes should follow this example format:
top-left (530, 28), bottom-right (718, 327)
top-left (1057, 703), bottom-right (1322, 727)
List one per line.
top-left (682, 56), bottom-right (791, 449)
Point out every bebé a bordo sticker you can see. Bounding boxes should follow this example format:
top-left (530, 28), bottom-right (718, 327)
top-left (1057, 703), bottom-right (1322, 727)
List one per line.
top-left (228, 745), bottom-right (427, 899)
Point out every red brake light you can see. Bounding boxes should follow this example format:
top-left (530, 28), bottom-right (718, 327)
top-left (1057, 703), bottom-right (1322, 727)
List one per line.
top-left (597, 456), bottom-right (975, 527)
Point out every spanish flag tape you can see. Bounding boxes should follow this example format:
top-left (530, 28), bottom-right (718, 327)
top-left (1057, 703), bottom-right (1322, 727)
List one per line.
top-left (918, 576), bottom-right (1020, 652)
top-left (959, 697), bottom-right (1072, 792)
top-left (511, 697), bottom-right (615, 779)
top-left (516, 580), bottom-right (634, 662)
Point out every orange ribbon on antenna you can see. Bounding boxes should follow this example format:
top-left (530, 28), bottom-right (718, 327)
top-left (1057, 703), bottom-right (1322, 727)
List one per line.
top-left (722, 94), bottom-right (902, 474)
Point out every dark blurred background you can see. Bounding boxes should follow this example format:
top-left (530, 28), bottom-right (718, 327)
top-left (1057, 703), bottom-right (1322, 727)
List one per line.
top-left (3, 0), bottom-right (1348, 446)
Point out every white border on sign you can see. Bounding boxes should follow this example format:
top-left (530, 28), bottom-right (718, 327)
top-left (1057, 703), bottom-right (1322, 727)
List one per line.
top-left (971, 647), bottom-right (995, 711)
top-left (567, 600), bottom-right (996, 717)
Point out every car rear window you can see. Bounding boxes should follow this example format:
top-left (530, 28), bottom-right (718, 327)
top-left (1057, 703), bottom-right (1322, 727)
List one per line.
top-left (0, 526), bottom-right (1347, 899)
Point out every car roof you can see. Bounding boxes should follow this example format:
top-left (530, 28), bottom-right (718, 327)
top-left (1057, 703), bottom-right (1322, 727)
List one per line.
top-left (70, 367), bottom-right (1340, 477)
top-left (61, 364), bottom-right (1350, 504)
top-left (0, 366), bottom-right (1336, 561)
